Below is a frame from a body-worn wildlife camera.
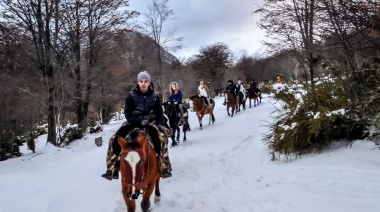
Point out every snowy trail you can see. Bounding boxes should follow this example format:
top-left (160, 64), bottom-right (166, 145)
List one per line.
top-left (1, 96), bottom-right (380, 212)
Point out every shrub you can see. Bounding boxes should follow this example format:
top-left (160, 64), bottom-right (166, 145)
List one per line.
top-left (266, 77), bottom-right (368, 160)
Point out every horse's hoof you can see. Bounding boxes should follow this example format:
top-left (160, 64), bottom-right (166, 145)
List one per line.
top-left (154, 195), bottom-right (161, 204)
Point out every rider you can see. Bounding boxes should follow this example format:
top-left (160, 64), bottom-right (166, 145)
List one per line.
top-left (101, 71), bottom-right (172, 180)
top-left (249, 79), bottom-right (260, 94)
top-left (168, 82), bottom-right (185, 125)
top-left (198, 80), bottom-right (211, 108)
top-left (236, 79), bottom-right (246, 100)
top-left (223, 80), bottom-right (237, 106)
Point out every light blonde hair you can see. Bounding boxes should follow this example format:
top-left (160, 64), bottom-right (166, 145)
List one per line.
top-left (200, 80), bottom-right (209, 90)
top-left (170, 82), bottom-right (179, 95)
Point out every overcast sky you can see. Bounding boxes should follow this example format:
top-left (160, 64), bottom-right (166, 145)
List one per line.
top-left (128, 0), bottom-right (266, 60)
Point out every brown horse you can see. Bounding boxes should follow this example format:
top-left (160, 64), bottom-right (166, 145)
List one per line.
top-left (189, 95), bottom-right (215, 130)
top-left (246, 89), bottom-right (262, 108)
top-left (118, 128), bottom-right (160, 212)
top-left (223, 90), bottom-right (238, 117)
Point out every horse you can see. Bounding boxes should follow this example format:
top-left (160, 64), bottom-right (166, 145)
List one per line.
top-left (246, 89), bottom-right (262, 108)
top-left (237, 91), bottom-right (246, 112)
top-left (118, 128), bottom-right (161, 212)
top-left (223, 90), bottom-right (238, 117)
top-left (189, 95), bottom-right (215, 130)
top-left (162, 103), bottom-right (191, 147)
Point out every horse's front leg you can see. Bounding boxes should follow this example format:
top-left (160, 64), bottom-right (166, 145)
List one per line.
top-left (171, 132), bottom-right (178, 147)
top-left (176, 126), bottom-right (180, 142)
top-left (249, 99), bottom-right (252, 108)
top-left (227, 107), bottom-right (230, 116)
top-left (123, 193), bottom-right (136, 212)
top-left (183, 127), bottom-right (187, 141)
top-left (141, 183), bottom-right (155, 212)
top-left (154, 178), bottom-right (161, 204)
top-left (197, 115), bottom-right (203, 130)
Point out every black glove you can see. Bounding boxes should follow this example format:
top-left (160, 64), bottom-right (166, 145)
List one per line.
top-left (140, 119), bottom-right (149, 127)
top-left (148, 114), bottom-right (156, 122)
top-left (157, 124), bottom-right (166, 132)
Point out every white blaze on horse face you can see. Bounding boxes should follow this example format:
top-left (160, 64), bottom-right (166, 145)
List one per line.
top-left (125, 151), bottom-right (141, 194)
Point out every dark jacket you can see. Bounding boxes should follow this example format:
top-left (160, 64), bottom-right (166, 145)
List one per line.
top-left (124, 85), bottom-right (166, 126)
top-left (168, 90), bottom-right (183, 104)
top-left (250, 81), bottom-right (257, 89)
top-left (226, 84), bottom-right (237, 94)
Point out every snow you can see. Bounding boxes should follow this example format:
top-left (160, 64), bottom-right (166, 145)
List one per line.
top-left (1, 95), bottom-right (380, 212)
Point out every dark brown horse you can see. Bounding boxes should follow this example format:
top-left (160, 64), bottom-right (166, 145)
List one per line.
top-left (189, 95), bottom-right (215, 130)
top-left (118, 128), bottom-right (160, 212)
top-left (246, 89), bottom-right (262, 108)
top-left (223, 90), bottom-right (238, 117)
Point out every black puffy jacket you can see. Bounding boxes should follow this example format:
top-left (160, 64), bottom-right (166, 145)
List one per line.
top-left (124, 85), bottom-right (166, 126)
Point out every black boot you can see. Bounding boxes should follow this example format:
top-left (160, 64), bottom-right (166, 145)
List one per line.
top-left (101, 170), bottom-right (114, 181)
top-left (161, 169), bottom-right (172, 179)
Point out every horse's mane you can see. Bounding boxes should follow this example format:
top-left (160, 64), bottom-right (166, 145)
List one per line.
top-left (189, 94), bottom-right (199, 100)
top-left (125, 128), bottom-right (141, 149)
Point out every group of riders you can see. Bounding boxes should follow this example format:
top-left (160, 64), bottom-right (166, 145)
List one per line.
top-left (222, 79), bottom-right (261, 105)
top-left (101, 70), bottom-right (261, 182)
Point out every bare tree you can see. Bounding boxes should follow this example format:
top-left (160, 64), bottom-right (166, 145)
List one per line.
top-left (1, 0), bottom-right (61, 145)
top-left (191, 42), bottom-right (233, 96)
top-left (142, 0), bottom-right (183, 97)
top-left (255, 0), bottom-right (321, 86)
top-left (57, 0), bottom-right (137, 135)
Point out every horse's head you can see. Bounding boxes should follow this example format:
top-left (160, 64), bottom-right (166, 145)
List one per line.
top-left (163, 103), bottom-right (178, 126)
top-left (163, 103), bottom-right (177, 118)
top-left (189, 95), bottom-right (202, 109)
top-left (118, 128), bottom-right (148, 200)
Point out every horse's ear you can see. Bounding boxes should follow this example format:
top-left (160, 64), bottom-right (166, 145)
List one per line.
top-left (118, 136), bottom-right (127, 150)
top-left (139, 128), bottom-right (147, 135)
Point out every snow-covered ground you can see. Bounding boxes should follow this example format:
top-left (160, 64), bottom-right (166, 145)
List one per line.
top-left (1, 95), bottom-right (380, 212)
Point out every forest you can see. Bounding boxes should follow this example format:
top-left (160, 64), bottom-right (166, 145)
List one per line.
top-left (0, 0), bottom-right (379, 159)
